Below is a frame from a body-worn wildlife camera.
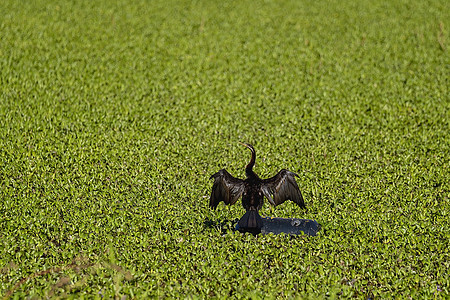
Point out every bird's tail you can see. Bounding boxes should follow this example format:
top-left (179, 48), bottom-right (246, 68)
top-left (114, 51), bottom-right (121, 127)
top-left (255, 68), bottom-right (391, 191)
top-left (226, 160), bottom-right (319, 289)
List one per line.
top-left (238, 209), bottom-right (263, 234)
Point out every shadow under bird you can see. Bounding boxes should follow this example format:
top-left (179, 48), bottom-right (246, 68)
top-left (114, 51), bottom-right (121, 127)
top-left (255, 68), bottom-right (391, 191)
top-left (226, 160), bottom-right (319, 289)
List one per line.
top-left (209, 142), bottom-right (306, 234)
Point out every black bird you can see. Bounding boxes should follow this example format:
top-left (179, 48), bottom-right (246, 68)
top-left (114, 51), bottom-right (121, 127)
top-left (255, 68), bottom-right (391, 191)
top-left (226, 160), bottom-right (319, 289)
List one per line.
top-left (209, 142), bottom-right (306, 234)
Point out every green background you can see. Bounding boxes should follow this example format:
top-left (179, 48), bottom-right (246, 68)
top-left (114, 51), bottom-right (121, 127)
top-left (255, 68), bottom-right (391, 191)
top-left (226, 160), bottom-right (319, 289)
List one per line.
top-left (0, 0), bottom-right (448, 298)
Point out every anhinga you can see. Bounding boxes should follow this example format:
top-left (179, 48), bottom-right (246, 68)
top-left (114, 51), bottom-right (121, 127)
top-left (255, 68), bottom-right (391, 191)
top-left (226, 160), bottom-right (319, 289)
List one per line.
top-left (209, 142), bottom-right (306, 234)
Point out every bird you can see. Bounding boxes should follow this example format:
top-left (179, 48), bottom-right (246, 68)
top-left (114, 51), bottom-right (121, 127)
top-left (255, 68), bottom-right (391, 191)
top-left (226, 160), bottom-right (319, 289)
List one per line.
top-left (209, 142), bottom-right (306, 234)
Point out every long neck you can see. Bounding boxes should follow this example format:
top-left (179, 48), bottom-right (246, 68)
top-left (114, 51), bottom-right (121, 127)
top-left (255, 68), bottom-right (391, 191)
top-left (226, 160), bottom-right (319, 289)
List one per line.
top-left (245, 147), bottom-right (257, 178)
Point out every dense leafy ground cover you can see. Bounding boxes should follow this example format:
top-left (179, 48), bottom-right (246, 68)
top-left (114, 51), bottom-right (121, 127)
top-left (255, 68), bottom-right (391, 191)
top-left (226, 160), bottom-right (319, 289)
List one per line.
top-left (0, 0), bottom-right (449, 298)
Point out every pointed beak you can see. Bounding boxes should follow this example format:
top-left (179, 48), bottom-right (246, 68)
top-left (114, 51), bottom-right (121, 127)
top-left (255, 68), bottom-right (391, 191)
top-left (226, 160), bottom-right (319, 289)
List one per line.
top-left (238, 141), bottom-right (250, 149)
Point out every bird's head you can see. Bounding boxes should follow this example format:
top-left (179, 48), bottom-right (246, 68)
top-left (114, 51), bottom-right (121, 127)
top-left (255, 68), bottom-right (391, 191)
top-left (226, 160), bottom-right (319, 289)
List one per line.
top-left (239, 142), bottom-right (256, 176)
top-left (238, 142), bottom-right (255, 153)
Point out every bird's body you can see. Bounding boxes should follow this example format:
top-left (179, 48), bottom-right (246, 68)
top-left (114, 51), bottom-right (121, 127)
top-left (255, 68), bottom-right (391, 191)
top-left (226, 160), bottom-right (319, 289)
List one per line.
top-left (209, 143), bottom-right (306, 234)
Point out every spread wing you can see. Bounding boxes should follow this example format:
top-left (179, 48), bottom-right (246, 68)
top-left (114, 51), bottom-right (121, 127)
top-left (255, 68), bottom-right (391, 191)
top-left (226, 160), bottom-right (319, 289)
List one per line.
top-left (261, 169), bottom-right (305, 208)
top-left (209, 169), bottom-right (245, 209)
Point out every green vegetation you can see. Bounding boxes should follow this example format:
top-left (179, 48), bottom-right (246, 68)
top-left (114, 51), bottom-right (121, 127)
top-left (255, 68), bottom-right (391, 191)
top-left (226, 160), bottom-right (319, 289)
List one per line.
top-left (0, 0), bottom-right (448, 298)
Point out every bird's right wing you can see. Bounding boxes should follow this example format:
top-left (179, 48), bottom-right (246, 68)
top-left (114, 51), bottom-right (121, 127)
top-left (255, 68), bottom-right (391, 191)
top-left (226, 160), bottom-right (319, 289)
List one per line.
top-left (209, 169), bottom-right (245, 209)
top-left (261, 169), bottom-right (305, 208)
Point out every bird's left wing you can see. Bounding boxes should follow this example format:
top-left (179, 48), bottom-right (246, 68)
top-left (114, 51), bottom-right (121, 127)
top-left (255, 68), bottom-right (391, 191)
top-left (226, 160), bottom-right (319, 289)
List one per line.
top-left (209, 169), bottom-right (245, 209)
top-left (261, 169), bottom-right (305, 208)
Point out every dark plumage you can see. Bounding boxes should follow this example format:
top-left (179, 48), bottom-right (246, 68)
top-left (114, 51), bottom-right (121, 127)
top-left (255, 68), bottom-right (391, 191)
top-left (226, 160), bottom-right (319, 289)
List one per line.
top-left (209, 142), bottom-right (306, 234)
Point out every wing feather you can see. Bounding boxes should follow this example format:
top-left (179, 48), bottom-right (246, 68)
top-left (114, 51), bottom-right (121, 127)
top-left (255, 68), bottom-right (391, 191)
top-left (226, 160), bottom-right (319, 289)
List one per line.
top-left (261, 169), bottom-right (305, 208)
top-left (209, 169), bottom-right (245, 209)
